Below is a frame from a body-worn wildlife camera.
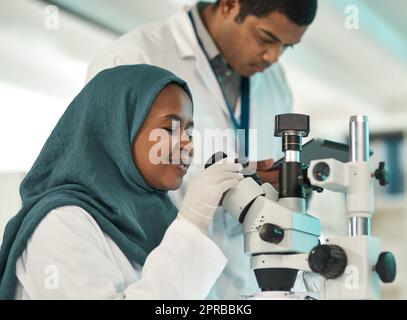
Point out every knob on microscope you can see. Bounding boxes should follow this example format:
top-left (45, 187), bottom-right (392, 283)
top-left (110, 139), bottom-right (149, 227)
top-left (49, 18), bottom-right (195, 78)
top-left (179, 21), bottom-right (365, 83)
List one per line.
top-left (374, 162), bottom-right (390, 186)
top-left (375, 251), bottom-right (396, 283)
top-left (308, 244), bottom-right (347, 279)
top-left (259, 223), bottom-right (284, 244)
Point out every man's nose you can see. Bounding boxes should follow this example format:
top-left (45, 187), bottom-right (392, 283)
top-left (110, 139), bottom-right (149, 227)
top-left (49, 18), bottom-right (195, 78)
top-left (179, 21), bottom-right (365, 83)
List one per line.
top-left (262, 45), bottom-right (281, 65)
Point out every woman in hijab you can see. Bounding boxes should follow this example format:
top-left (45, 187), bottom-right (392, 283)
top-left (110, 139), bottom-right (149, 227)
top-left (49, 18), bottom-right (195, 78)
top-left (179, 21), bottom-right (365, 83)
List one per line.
top-left (0, 64), bottom-right (243, 299)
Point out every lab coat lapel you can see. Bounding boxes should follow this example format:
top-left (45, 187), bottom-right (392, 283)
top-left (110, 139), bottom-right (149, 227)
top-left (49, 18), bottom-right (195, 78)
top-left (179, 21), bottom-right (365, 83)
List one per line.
top-left (170, 8), bottom-right (230, 118)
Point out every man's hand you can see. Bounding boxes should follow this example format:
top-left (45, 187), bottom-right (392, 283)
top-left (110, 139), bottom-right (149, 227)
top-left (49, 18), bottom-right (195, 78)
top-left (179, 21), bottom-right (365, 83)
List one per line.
top-left (250, 159), bottom-right (314, 208)
top-left (249, 159), bottom-right (279, 190)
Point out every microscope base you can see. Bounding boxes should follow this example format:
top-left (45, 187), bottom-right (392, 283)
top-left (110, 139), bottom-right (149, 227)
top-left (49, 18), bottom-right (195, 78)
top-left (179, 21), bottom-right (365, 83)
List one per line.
top-left (246, 291), bottom-right (313, 300)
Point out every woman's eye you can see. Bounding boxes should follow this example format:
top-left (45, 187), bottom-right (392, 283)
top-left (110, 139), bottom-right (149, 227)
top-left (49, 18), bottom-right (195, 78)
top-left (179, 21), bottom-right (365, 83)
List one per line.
top-left (164, 127), bottom-right (175, 134)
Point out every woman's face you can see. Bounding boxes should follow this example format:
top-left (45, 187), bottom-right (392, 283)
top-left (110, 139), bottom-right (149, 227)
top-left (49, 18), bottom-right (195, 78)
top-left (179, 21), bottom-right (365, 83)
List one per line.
top-left (132, 83), bottom-right (194, 190)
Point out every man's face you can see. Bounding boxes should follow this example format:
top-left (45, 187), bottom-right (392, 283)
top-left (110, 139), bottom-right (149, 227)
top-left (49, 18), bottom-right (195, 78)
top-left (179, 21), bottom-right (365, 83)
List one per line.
top-left (217, 4), bottom-right (308, 76)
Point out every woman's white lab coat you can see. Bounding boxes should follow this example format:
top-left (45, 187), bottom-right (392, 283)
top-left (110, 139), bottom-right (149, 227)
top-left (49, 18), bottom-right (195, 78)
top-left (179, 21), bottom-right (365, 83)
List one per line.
top-left (15, 206), bottom-right (227, 299)
top-left (86, 6), bottom-right (293, 299)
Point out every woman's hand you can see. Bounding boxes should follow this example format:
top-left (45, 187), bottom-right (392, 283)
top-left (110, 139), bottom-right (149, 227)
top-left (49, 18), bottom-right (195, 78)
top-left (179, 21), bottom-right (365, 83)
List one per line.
top-left (178, 161), bottom-right (244, 233)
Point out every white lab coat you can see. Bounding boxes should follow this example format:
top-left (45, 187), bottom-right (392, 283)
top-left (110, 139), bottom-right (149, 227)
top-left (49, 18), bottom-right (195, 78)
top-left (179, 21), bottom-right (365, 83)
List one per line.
top-left (86, 7), bottom-right (292, 299)
top-left (15, 206), bottom-right (227, 299)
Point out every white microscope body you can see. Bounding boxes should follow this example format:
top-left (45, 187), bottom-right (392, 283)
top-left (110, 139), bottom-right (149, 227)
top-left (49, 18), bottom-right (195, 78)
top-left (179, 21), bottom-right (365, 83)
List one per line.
top-left (222, 176), bottom-right (319, 298)
top-left (219, 114), bottom-right (320, 299)
top-left (216, 114), bottom-right (396, 300)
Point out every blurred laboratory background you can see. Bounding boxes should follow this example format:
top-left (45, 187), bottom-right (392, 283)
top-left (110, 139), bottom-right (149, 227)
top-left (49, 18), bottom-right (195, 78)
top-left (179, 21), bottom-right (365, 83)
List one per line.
top-left (0, 0), bottom-right (406, 299)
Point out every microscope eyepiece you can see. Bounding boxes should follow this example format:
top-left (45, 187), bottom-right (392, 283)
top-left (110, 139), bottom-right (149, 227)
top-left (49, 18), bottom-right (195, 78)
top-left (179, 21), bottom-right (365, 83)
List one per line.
top-left (205, 152), bottom-right (263, 185)
top-left (312, 162), bottom-right (330, 182)
top-left (204, 151), bottom-right (228, 169)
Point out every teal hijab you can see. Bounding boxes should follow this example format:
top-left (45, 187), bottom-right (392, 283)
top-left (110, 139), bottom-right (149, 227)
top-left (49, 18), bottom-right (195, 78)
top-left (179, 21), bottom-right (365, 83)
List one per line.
top-left (0, 64), bottom-right (192, 299)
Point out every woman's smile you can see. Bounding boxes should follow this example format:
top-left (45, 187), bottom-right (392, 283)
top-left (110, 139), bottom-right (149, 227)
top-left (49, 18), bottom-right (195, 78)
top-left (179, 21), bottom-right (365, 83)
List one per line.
top-left (170, 163), bottom-right (188, 175)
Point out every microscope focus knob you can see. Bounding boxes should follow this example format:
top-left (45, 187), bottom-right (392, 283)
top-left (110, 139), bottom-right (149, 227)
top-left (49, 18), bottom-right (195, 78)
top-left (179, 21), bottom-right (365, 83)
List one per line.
top-left (375, 252), bottom-right (396, 283)
top-left (308, 245), bottom-right (347, 279)
top-left (374, 162), bottom-right (389, 186)
top-left (259, 223), bottom-right (284, 244)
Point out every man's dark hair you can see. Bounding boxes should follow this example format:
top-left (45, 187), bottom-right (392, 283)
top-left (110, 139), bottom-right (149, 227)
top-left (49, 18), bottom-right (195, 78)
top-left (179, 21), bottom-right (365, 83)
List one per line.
top-left (215, 0), bottom-right (318, 26)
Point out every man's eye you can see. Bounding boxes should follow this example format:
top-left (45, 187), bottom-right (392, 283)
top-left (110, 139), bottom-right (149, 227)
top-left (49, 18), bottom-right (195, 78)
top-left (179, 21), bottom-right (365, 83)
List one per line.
top-left (260, 37), bottom-right (275, 45)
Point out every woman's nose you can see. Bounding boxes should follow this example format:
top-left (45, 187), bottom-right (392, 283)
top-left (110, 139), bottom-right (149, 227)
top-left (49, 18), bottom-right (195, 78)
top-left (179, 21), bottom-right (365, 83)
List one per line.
top-left (179, 137), bottom-right (194, 163)
top-left (173, 130), bottom-right (192, 150)
top-left (179, 137), bottom-right (193, 152)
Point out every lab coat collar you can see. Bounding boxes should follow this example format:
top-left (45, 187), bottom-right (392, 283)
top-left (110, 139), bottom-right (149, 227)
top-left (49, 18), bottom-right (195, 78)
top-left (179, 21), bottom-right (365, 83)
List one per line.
top-left (169, 6), bottom-right (233, 120)
top-left (169, 6), bottom-right (197, 59)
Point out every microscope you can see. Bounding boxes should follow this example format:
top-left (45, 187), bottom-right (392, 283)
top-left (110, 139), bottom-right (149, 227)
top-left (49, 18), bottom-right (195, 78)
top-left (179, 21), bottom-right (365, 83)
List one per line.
top-left (209, 113), bottom-right (320, 299)
top-left (208, 113), bottom-right (396, 299)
